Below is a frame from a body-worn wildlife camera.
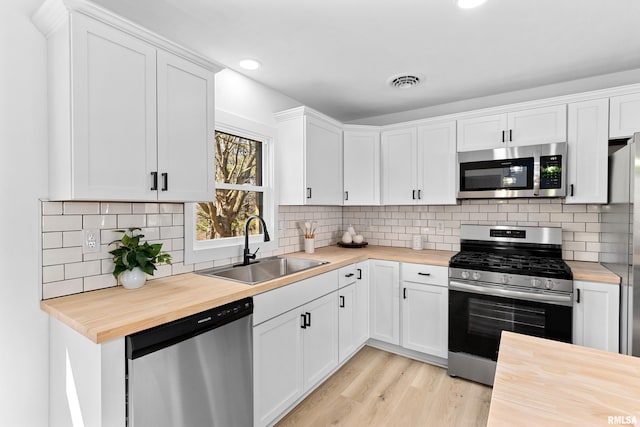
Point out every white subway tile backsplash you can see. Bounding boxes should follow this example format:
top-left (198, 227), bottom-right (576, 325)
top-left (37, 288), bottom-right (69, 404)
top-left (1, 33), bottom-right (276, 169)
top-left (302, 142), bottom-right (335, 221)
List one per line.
top-left (42, 232), bottom-right (62, 249)
top-left (84, 274), bottom-right (117, 292)
top-left (62, 231), bottom-right (83, 247)
top-left (117, 214), bottom-right (146, 228)
top-left (159, 203), bottom-right (183, 214)
top-left (42, 201), bottom-right (63, 215)
top-left (63, 202), bottom-right (100, 215)
top-left (65, 261), bottom-right (101, 279)
top-left (42, 215), bottom-right (82, 232)
top-left (42, 247), bottom-right (83, 266)
top-left (43, 278), bottom-right (83, 299)
top-left (101, 202), bottom-right (132, 214)
top-left (147, 214), bottom-right (173, 227)
top-left (132, 203), bottom-right (160, 214)
top-left (42, 265), bottom-right (64, 283)
top-left (83, 215), bottom-right (117, 229)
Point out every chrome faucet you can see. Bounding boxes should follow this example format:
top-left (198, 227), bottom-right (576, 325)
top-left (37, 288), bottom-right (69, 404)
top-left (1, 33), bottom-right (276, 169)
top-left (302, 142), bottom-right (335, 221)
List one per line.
top-left (242, 215), bottom-right (270, 266)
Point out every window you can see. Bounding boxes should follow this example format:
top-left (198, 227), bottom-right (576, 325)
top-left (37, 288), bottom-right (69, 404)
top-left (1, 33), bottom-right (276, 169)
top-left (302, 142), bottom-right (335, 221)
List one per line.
top-left (185, 111), bottom-right (277, 264)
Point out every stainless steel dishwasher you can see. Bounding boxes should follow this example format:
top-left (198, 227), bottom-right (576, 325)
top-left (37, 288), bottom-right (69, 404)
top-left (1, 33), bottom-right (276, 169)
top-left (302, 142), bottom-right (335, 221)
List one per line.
top-left (125, 297), bottom-right (253, 427)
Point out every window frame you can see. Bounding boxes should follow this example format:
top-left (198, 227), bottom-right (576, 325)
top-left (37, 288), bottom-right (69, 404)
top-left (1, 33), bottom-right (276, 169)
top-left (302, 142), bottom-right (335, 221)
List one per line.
top-left (185, 110), bottom-right (278, 264)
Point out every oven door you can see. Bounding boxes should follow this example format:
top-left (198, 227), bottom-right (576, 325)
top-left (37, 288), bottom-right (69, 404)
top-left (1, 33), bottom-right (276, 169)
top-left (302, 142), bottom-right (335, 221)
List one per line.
top-left (448, 280), bottom-right (572, 361)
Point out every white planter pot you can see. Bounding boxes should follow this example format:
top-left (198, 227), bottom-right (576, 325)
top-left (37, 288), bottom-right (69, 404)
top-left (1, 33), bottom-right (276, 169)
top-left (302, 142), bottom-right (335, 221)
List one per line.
top-left (119, 266), bottom-right (147, 289)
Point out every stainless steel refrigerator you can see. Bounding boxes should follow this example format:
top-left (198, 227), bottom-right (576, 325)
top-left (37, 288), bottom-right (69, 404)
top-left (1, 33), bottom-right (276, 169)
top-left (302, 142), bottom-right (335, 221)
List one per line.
top-left (601, 132), bottom-right (640, 356)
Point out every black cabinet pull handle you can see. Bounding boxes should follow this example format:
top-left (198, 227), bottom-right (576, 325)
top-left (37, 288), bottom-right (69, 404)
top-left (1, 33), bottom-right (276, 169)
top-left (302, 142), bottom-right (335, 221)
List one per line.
top-left (403, 288), bottom-right (407, 299)
top-left (300, 313), bottom-right (307, 329)
top-left (576, 288), bottom-right (581, 304)
top-left (570, 184), bottom-right (574, 197)
top-left (345, 273), bottom-right (355, 278)
top-left (357, 268), bottom-right (362, 280)
top-left (501, 130), bottom-right (505, 143)
top-left (418, 272), bottom-right (431, 276)
top-left (339, 295), bottom-right (345, 308)
top-left (345, 191), bottom-right (349, 201)
top-left (306, 187), bottom-right (312, 199)
top-left (150, 172), bottom-right (158, 191)
top-left (509, 129), bottom-right (513, 141)
top-left (417, 189), bottom-right (422, 199)
top-left (161, 173), bottom-right (168, 191)
top-left (305, 312), bottom-right (311, 327)
top-left (412, 190), bottom-right (416, 200)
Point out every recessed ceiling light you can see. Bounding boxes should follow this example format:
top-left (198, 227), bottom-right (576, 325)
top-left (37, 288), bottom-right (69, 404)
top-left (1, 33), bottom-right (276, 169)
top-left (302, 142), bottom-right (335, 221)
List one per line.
top-left (389, 74), bottom-right (422, 89)
top-left (239, 59), bottom-right (261, 70)
top-left (457, 0), bottom-right (488, 9)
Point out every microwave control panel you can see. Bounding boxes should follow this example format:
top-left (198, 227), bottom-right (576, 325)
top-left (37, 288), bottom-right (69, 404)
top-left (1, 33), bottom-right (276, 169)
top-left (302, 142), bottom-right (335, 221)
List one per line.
top-left (540, 155), bottom-right (563, 189)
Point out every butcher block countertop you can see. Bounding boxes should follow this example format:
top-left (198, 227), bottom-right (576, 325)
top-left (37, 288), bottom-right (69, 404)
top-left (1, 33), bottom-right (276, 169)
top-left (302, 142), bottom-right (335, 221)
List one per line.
top-left (40, 245), bottom-right (619, 344)
top-left (40, 245), bottom-right (455, 343)
top-left (488, 332), bottom-right (640, 426)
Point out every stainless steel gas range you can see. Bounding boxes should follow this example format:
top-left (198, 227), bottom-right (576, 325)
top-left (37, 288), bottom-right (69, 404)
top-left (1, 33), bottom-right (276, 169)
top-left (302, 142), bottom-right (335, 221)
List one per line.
top-left (448, 225), bottom-right (573, 386)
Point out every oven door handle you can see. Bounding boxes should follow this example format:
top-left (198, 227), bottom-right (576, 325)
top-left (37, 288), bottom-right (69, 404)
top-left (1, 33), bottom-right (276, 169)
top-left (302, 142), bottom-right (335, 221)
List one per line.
top-left (449, 280), bottom-right (573, 306)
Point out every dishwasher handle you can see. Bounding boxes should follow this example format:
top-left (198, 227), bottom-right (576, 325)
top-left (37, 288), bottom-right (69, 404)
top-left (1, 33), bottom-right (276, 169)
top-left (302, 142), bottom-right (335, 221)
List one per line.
top-left (127, 297), bottom-right (253, 360)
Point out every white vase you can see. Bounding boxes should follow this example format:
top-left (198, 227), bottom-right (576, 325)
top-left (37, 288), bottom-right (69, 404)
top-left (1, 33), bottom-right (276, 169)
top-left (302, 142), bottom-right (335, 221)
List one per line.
top-left (120, 266), bottom-right (147, 289)
top-left (304, 238), bottom-right (315, 254)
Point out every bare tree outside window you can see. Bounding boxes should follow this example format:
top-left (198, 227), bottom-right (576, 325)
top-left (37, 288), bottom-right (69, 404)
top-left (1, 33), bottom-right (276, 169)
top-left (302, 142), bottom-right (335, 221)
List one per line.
top-left (196, 131), bottom-right (264, 240)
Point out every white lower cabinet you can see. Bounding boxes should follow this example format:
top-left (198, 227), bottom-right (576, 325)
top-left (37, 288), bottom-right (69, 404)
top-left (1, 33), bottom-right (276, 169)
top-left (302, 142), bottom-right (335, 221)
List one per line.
top-left (369, 260), bottom-right (400, 345)
top-left (573, 280), bottom-right (620, 353)
top-left (338, 262), bottom-right (370, 363)
top-left (253, 290), bottom-right (338, 426)
top-left (400, 263), bottom-right (448, 359)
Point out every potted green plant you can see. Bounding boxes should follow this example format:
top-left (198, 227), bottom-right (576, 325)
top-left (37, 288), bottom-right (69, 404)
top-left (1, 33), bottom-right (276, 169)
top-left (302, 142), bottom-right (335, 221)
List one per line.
top-left (109, 227), bottom-right (172, 289)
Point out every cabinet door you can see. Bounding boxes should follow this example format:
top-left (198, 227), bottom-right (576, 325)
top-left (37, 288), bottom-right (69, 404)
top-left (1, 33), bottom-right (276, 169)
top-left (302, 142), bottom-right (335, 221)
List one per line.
top-left (401, 282), bottom-right (448, 358)
top-left (302, 292), bottom-right (339, 390)
top-left (305, 117), bottom-right (343, 205)
top-left (381, 128), bottom-right (417, 204)
top-left (507, 105), bottom-right (567, 147)
top-left (157, 51), bottom-right (215, 202)
top-left (338, 283), bottom-right (357, 363)
top-left (253, 309), bottom-right (304, 427)
top-left (354, 261), bottom-right (370, 348)
top-left (369, 260), bottom-right (400, 345)
top-left (573, 280), bottom-right (620, 353)
top-left (610, 93), bottom-right (640, 138)
top-left (456, 113), bottom-right (507, 152)
top-left (343, 130), bottom-right (380, 205)
top-left (566, 99), bottom-right (609, 204)
top-left (71, 13), bottom-right (157, 200)
top-left (417, 122), bottom-right (457, 205)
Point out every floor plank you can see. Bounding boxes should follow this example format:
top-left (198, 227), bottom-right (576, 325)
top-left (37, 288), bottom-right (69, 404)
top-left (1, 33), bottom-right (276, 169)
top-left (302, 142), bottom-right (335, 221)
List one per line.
top-left (276, 346), bottom-right (492, 427)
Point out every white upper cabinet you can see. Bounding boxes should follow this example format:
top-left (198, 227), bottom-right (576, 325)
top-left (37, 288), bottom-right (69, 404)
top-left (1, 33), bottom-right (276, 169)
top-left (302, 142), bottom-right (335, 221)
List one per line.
top-left (610, 92), bottom-right (640, 139)
top-left (417, 121), bottom-right (457, 205)
top-left (381, 127), bottom-right (417, 205)
top-left (566, 99), bottom-right (609, 204)
top-left (381, 121), bottom-right (456, 205)
top-left (275, 107), bottom-right (343, 205)
top-left (157, 51), bottom-right (215, 201)
top-left (34, 6), bottom-right (219, 201)
top-left (457, 105), bottom-right (567, 152)
top-left (343, 128), bottom-right (381, 205)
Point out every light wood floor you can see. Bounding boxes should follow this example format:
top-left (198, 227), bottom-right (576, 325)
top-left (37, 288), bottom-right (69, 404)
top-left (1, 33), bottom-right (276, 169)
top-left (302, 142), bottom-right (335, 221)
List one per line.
top-left (276, 346), bottom-right (492, 427)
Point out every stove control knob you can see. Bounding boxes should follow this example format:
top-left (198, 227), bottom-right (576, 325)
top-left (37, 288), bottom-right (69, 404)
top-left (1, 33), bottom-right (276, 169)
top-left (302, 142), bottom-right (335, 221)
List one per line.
top-left (531, 279), bottom-right (541, 288)
top-left (545, 279), bottom-right (554, 290)
top-left (461, 271), bottom-right (470, 280)
top-left (472, 271), bottom-right (481, 281)
top-left (501, 275), bottom-right (509, 284)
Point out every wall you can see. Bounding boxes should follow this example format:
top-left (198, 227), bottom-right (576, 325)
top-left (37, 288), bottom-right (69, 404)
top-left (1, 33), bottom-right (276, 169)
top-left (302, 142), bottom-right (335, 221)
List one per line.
top-left (41, 203), bottom-right (343, 298)
top-left (0, 0), bottom-right (50, 425)
top-left (344, 199), bottom-right (601, 262)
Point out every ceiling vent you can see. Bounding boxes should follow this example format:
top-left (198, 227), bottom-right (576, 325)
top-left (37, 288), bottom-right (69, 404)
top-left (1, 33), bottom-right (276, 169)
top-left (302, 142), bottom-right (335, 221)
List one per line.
top-left (389, 75), bottom-right (421, 89)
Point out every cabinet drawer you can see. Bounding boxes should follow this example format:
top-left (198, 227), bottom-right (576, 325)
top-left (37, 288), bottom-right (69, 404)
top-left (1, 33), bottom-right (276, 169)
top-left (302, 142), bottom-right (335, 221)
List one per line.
top-left (338, 264), bottom-right (357, 288)
top-left (401, 263), bottom-right (447, 286)
top-left (253, 270), bottom-right (338, 325)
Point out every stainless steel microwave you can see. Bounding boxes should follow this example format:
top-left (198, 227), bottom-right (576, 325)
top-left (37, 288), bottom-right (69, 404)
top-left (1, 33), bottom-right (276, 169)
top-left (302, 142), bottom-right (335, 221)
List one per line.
top-left (457, 142), bottom-right (567, 199)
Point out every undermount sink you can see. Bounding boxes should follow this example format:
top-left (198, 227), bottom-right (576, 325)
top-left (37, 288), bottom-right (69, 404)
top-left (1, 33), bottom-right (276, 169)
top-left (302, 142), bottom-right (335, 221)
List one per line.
top-left (197, 256), bottom-right (329, 285)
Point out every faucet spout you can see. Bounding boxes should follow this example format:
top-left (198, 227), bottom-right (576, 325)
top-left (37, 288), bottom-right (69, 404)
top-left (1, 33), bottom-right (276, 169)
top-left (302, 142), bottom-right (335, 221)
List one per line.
top-left (243, 215), bottom-right (270, 265)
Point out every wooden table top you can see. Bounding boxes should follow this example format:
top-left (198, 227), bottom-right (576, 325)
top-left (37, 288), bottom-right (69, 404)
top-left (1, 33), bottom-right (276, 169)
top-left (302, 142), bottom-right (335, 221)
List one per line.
top-left (40, 245), bottom-right (619, 344)
top-left (488, 332), bottom-right (640, 426)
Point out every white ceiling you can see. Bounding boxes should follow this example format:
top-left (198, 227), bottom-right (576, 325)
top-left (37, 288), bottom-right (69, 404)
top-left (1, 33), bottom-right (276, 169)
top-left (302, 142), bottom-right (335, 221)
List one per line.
top-left (93, 0), bottom-right (640, 123)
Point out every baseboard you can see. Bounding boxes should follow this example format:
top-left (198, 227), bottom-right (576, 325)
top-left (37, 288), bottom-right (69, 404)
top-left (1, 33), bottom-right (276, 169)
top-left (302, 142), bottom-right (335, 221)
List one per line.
top-left (366, 339), bottom-right (448, 368)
